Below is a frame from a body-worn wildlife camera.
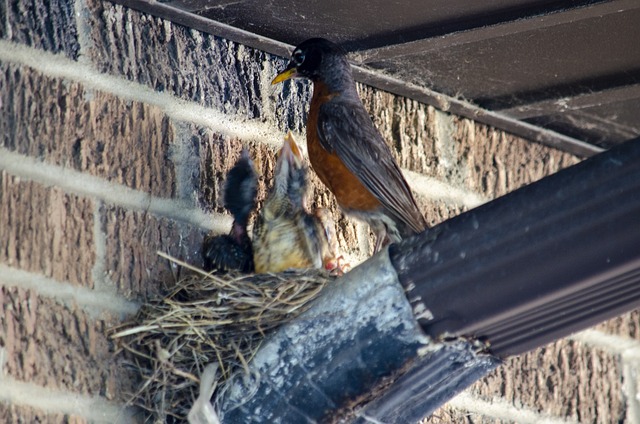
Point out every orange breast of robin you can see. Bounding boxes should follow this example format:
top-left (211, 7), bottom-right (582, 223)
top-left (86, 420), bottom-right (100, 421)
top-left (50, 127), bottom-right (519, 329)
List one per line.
top-left (307, 82), bottom-right (381, 212)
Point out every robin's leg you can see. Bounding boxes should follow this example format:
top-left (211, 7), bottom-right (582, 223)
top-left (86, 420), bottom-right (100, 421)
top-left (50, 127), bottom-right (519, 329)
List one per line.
top-left (370, 219), bottom-right (402, 253)
top-left (324, 255), bottom-right (351, 276)
top-left (313, 208), bottom-right (350, 275)
top-left (373, 232), bottom-right (390, 253)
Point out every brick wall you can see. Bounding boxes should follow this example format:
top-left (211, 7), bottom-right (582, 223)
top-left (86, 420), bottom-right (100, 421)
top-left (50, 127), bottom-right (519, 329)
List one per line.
top-left (0, 1), bottom-right (637, 423)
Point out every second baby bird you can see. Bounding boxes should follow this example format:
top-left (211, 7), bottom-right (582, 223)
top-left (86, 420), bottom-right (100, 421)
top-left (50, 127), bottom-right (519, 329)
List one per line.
top-left (253, 132), bottom-right (343, 274)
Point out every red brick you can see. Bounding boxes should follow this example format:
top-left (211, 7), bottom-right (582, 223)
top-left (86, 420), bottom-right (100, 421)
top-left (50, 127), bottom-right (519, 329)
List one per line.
top-left (0, 64), bottom-right (176, 198)
top-left (423, 406), bottom-right (512, 424)
top-left (0, 286), bottom-right (136, 401)
top-left (85, 0), bottom-right (312, 132)
top-left (594, 310), bottom-right (640, 339)
top-left (471, 339), bottom-right (624, 423)
top-left (0, 403), bottom-right (85, 424)
top-left (358, 84), bottom-right (439, 177)
top-left (2, 0), bottom-right (79, 59)
top-left (357, 83), bottom-right (581, 201)
top-left (102, 205), bottom-right (206, 297)
top-left (196, 130), bottom-right (249, 214)
top-left (0, 173), bottom-right (95, 287)
top-left (453, 117), bottom-right (580, 199)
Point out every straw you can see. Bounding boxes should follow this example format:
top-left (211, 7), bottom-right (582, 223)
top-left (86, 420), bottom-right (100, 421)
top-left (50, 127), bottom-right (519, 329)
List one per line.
top-left (111, 253), bottom-right (334, 422)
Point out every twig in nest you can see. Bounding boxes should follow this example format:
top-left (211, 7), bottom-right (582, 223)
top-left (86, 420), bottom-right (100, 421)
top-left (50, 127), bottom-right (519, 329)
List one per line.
top-left (111, 253), bottom-right (335, 423)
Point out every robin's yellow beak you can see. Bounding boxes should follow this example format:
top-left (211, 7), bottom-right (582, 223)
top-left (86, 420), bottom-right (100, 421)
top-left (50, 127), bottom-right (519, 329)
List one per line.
top-left (272, 66), bottom-right (298, 85)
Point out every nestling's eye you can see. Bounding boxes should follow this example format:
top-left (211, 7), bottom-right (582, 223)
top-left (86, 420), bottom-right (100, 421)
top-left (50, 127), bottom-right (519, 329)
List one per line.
top-left (292, 50), bottom-right (305, 66)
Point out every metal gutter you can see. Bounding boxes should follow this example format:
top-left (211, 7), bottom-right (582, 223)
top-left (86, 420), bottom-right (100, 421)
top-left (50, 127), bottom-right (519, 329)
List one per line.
top-left (390, 136), bottom-right (640, 357)
top-left (209, 138), bottom-right (640, 422)
top-left (214, 247), bottom-right (498, 423)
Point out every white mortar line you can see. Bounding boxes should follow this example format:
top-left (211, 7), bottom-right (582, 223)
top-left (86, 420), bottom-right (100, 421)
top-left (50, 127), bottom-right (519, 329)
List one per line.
top-left (571, 329), bottom-right (640, 423)
top-left (0, 376), bottom-right (138, 423)
top-left (622, 361), bottom-right (640, 424)
top-left (403, 169), bottom-right (488, 208)
top-left (0, 39), bottom-right (485, 209)
top-left (0, 147), bottom-right (231, 233)
top-left (450, 392), bottom-right (579, 424)
top-left (0, 264), bottom-right (139, 318)
top-left (569, 329), bottom-right (640, 360)
top-left (0, 39), bottom-right (284, 149)
top-left (570, 328), bottom-right (640, 423)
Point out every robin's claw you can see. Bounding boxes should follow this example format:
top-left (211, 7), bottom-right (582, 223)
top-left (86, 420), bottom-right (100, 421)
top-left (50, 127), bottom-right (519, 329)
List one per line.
top-left (324, 255), bottom-right (350, 277)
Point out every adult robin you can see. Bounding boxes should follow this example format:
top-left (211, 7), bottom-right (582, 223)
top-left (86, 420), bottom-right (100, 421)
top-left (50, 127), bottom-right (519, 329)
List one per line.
top-left (272, 38), bottom-right (427, 251)
top-left (201, 149), bottom-right (257, 273)
top-left (253, 132), bottom-right (346, 274)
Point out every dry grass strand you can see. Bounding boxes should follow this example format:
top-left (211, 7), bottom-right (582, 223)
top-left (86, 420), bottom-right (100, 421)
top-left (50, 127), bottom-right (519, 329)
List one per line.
top-left (111, 254), bottom-right (334, 422)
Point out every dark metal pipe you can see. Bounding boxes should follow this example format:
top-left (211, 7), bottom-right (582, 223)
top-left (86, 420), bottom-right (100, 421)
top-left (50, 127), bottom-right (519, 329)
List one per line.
top-left (390, 136), bottom-right (640, 357)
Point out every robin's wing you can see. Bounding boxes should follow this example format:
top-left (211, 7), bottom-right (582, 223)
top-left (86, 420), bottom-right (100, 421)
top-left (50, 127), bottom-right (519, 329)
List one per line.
top-left (317, 100), bottom-right (426, 234)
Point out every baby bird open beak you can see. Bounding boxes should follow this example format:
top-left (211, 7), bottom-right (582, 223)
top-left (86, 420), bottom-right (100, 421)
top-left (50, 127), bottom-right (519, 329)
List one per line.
top-left (277, 131), bottom-right (304, 168)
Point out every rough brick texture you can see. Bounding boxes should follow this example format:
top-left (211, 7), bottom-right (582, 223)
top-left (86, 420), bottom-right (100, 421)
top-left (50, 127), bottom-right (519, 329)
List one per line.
top-left (0, 403), bottom-right (86, 424)
top-left (82, 0), bottom-right (581, 206)
top-left (0, 0), bottom-right (80, 59)
top-left (358, 84), bottom-right (439, 175)
top-left (0, 286), bottom-right (135, 400)
top-left (0, 64), bottom-right (177, 198)
top-left (0, 172), bottom-right (95, 287)
top-left (1, 1), bottom-right (636, 423)
top-left (196, 129), bottom-right (257, 214)
top-left (453, 117), bottom-right (580, 198)
top-left (472, 340), bottom-right (625, 423)
top-left (86, 0), bottom-right (311, 132)
top-left (595, 310), bottom-right (640, 339)
top-left (101, 205), bottom-right (206, 297)
top-left (358, 84), bottom-right (579, 199)
top-left (423, 407), bottom-right (513, 424)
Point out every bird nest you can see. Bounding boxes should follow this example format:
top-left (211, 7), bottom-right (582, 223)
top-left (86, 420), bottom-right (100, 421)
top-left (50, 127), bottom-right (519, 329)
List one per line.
top-left (110, 253), bottom-right (335, 423)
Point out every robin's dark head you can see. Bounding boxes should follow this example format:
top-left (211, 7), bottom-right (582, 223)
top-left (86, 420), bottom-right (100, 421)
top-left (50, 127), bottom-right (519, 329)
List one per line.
top-left (223, 149), bottom-right (258, 227)
top-left (266, 132), bottom-right (308, 213)
top-left (272, 38), bottom-right (351, 86)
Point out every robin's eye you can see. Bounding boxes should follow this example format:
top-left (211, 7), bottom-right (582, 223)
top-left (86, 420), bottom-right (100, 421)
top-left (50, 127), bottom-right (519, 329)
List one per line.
top-left (292, 50), bottom-right (305, 65)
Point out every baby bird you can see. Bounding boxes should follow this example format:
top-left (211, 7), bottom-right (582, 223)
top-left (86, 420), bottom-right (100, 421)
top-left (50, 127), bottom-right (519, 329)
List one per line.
top-left (253, 132), bottom-right (344, 274)
top-left (201, 149), bottom-right (258, 273)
